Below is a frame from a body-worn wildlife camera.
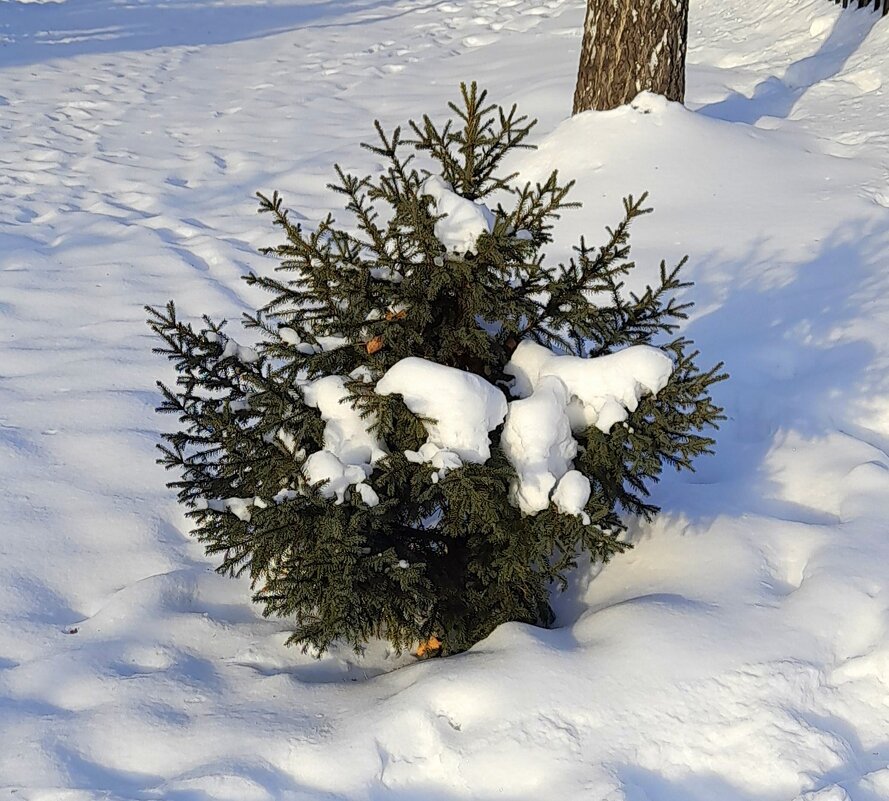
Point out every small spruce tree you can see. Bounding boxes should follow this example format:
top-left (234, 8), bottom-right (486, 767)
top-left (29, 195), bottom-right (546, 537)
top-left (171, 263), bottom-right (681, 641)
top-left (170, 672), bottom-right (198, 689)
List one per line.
top-left (148, 84), bottom-right (725, 657)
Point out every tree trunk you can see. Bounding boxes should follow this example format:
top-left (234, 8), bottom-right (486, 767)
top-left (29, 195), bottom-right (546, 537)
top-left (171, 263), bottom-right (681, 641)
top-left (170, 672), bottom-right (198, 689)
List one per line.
top-left (573, 0), bottom-right (689, 114)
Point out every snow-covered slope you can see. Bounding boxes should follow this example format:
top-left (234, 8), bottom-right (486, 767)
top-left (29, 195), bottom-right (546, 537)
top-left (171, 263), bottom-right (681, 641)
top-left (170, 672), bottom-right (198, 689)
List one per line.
top-left (2, 1), bottom-right (889, 799)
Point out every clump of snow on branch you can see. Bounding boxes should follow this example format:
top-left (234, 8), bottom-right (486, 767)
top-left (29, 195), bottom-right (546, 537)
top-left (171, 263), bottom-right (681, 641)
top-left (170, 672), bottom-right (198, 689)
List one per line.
top-left (376, 357), bottom-right (508, 465)
top-left (374, 344), bottom-right (672, 518)
top-left (405, 442), bottom-right (463, 483)
top-left (302, 375), bottom-right (387, 466)
top-left (422, 175), bottom-right (495, 254)
top-left (211, 341), bottom-right (673, 514)
top-left (501, 376), bottom-right (577, 514)
top-left (303, 450), bottom-right (378, 506)
top-left (205, 331), bottom-right (260, 364)
top-left (297, 375), bottom-right (385, 506)
top-left (506, 340), bottom-right (673, 434)
top-left (279, 327), bottom-right (349, 355)
top-left (552, 471), bottom-right (592, 524)
top-left (198, 496), bottom-right (267, 522)
top-left (500, 342), bottom-right (674, 518)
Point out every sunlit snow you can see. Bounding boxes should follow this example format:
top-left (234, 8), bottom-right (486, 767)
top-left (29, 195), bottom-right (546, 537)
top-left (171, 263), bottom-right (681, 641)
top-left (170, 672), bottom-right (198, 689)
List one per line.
top-left (2, 0), bottom-right (889, 798)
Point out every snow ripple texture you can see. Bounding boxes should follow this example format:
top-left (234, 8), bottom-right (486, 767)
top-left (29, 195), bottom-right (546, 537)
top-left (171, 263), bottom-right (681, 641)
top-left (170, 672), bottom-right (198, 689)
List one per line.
top-left (1, 0), bottom-right (889, 799)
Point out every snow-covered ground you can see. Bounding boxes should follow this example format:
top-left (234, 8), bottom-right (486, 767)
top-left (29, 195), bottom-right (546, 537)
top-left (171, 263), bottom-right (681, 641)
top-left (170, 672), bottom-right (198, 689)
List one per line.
top-left (2, 0), bottom-right (889, 798)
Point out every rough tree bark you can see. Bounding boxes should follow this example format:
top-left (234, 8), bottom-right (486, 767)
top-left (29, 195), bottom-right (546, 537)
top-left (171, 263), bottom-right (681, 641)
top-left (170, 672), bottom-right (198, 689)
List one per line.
top-left (573, 0), bottom-right (689, 114)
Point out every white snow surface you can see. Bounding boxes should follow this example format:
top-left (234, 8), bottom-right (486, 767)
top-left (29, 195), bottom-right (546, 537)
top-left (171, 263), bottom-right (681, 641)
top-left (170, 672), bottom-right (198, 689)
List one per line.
top-left (507, 339), bottom-right (675, 432)
top-left (376, 356), bottom-right (508, 463)
top-left (3, 1), bottom-right (889, 799)
top-left (421, 174), bottom-right (496, 254)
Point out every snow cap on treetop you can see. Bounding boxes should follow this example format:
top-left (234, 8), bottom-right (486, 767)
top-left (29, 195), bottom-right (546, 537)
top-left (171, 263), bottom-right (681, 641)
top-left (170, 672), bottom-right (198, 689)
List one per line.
top-left (422, 175), bottom-right (495, 255)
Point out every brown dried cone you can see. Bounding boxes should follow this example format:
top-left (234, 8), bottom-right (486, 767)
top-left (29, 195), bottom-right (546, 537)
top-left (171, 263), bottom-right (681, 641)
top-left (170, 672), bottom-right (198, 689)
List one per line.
top-left (366, 335), bottom-right (384, 355)
top-left (415, 636), bottom-right (442, 658)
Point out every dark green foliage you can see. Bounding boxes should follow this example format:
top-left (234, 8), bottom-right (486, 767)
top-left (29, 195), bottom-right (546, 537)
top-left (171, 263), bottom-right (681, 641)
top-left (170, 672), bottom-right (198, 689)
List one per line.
top-left (148, 84), bottom-right (725, 656)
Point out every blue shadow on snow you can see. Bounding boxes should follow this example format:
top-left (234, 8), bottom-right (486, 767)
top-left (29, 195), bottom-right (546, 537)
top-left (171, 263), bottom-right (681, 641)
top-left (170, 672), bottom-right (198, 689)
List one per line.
top-left (0, 0), bottom-right (417, 68)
